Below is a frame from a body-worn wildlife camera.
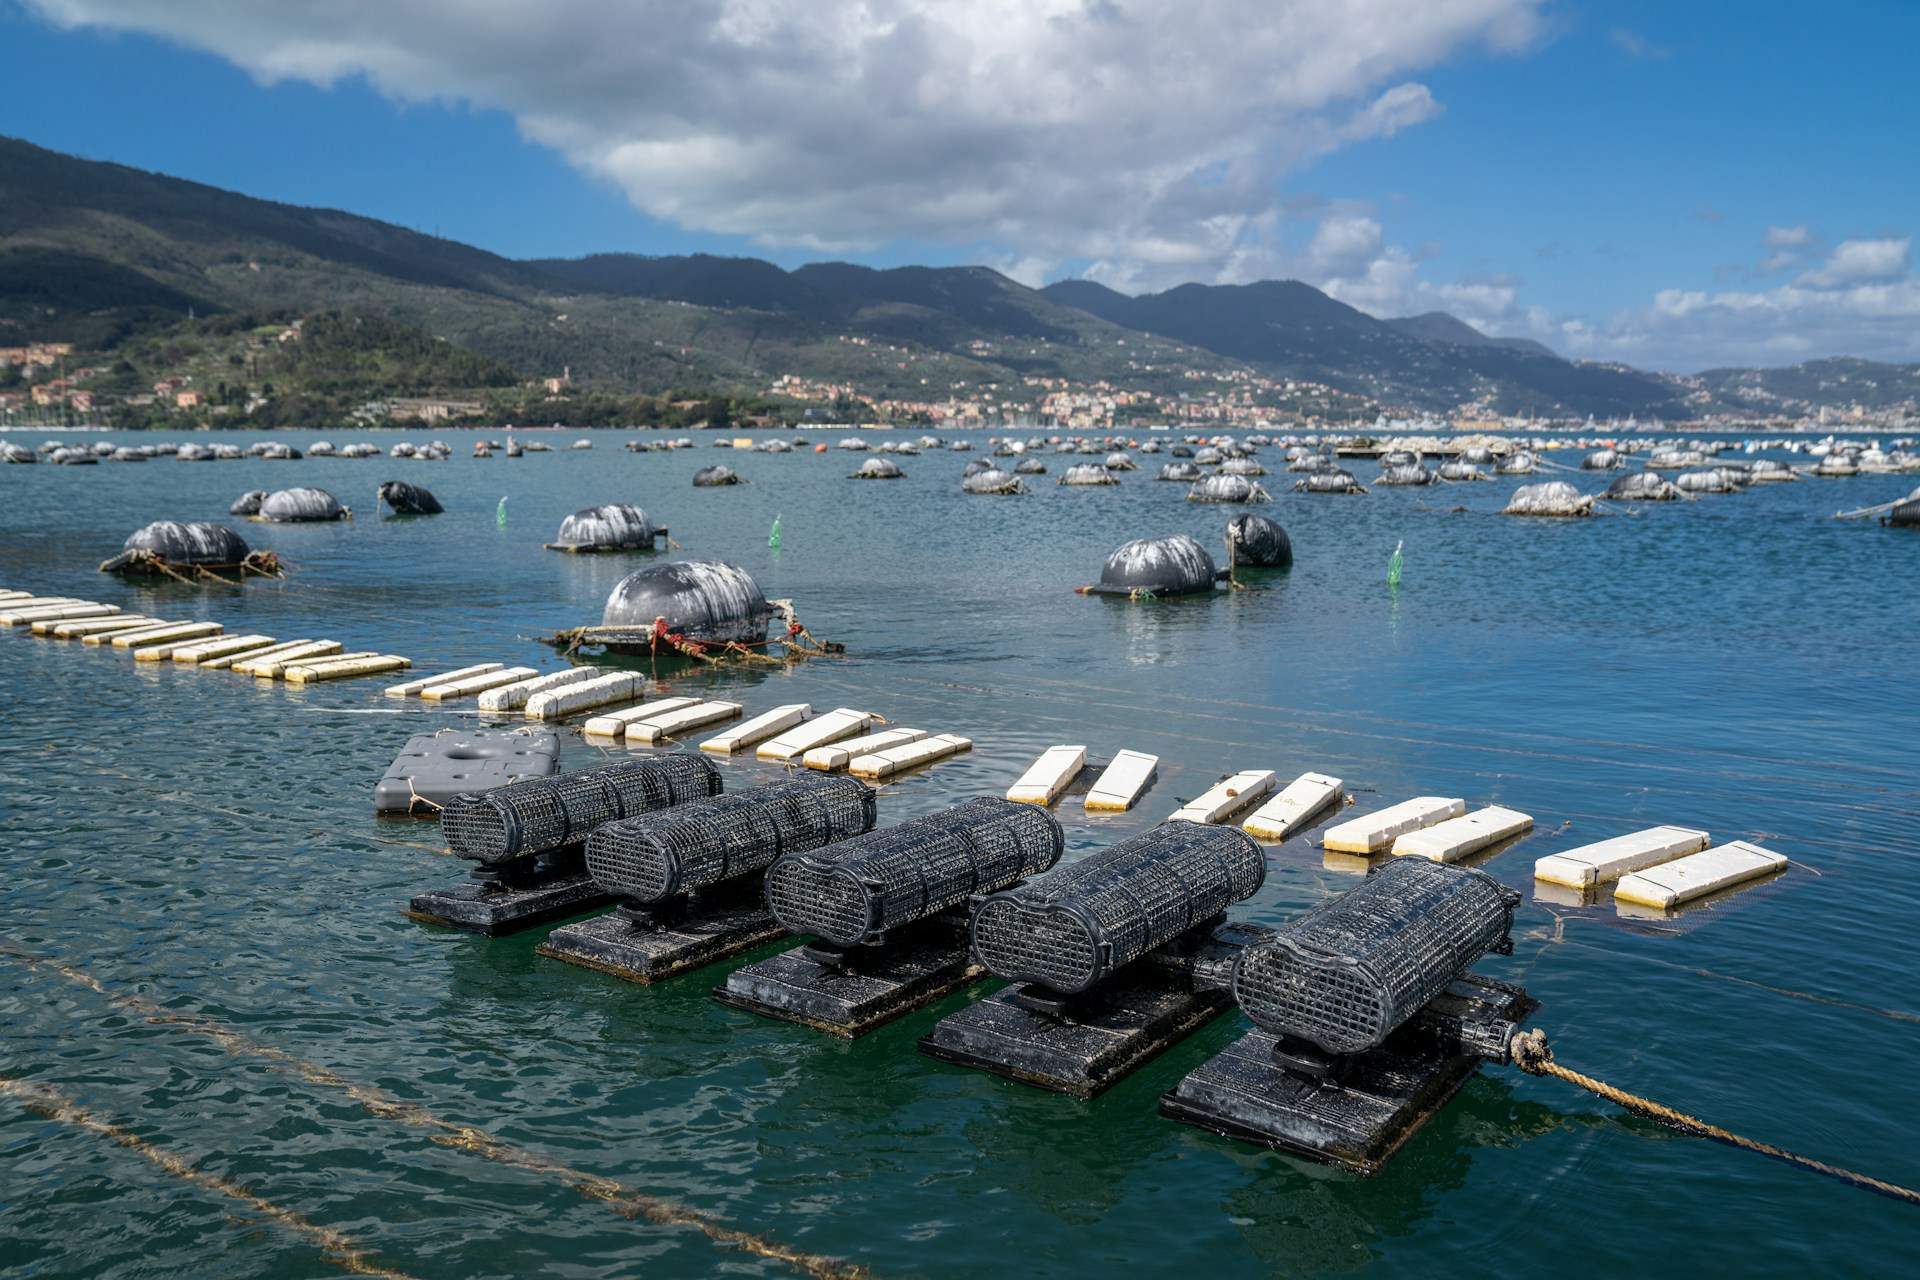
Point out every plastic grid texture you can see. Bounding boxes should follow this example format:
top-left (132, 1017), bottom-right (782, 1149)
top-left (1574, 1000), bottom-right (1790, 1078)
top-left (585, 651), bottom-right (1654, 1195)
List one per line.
top-left (1230, 858), bottom-right (1516, 1054)
top-left (763, 797), bottom-right (1064, 947)
top-left (968, 820), bottom-right (1264, 994)
top-left (440, 754), bottom-right (722, 864)
top-left (584, 774), bottom-right (876, 901)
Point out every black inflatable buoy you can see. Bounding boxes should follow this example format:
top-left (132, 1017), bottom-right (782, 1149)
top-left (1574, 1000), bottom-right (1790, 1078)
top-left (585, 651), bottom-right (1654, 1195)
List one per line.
top-left (1083, 534), bottom-right (1219, 597)
top-left (547, 503), bottom-right (660, 552)
top-left (600, 560), bottom-right (773, 645)
top-left (378, 480), bottom-right (443, 514)
top-left (1225, 514), bottom-right (1292, 569)
top-left (257, 487), bottom-right (347, 522)
top-left (229, 489), bottom-right (267, 516)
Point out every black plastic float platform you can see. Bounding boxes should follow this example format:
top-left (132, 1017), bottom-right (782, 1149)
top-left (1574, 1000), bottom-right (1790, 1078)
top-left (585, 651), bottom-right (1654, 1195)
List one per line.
top-left (918, 919), bottom-right (1272, 1097)
top-left (407, 849), bottom-right (614, 936)
top-left (714, 910), bottom-right (979, 1037)
top-left (536, 880), bottom-right (784, 985)
top-left (1159, 972), bottom-right (1536, 1174)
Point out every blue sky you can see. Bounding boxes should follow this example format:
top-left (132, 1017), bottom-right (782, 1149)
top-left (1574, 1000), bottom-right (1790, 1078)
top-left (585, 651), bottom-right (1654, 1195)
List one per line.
top-left (4, 1), bottom-right (1917, 370)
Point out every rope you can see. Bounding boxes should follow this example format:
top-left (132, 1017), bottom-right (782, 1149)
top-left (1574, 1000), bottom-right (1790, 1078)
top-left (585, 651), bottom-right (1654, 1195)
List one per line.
top-left (1508, 1029), bottom-right (1920, 1207)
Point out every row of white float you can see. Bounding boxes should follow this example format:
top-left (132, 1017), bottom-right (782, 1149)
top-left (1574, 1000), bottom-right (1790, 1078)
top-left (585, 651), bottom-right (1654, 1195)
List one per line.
top-left (1000, 744), bottom-right (1786, 912)
top-left (7, 586), bottom-right (1787, 912)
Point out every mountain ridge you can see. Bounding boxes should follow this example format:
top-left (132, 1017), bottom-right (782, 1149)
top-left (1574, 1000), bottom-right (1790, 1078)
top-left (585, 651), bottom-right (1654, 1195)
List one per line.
top-left (5, 134), bottom-right (1914, 419)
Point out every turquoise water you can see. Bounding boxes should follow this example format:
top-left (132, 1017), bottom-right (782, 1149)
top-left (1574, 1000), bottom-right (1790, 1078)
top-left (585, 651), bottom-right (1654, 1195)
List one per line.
top-left (2, 430), bottom-right (1917, 1278)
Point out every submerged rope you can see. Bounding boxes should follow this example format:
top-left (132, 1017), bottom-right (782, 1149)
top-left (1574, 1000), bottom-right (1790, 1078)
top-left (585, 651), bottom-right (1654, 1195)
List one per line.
top-left (1508, 1029), bottom-right (1920, 1207)
top-left (0, 946), bottom-right (868, 1279)
top-left (0, 1076), bottom-right (416, 1279)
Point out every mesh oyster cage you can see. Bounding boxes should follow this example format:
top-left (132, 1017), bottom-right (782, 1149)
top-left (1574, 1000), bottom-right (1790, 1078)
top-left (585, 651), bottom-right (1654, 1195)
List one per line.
top-left (969, 821), bottom-right (1264, 994)
top-left (764, 797), bottom-right (1063, 947)
top-left (440, 755), bottom-right (722, 865)
top-left (1230, 858), bottom-right (1518, 1055)
top-left (584, 774), bottom-right (876, 902)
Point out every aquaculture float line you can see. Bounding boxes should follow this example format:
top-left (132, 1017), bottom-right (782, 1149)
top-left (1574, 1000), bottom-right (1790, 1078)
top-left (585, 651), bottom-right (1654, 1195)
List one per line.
top-left (0, 946), bottom-right (870, 1280)
top-left (1507, 1030), bottom-right (1920, 1207)
top-left (0, 1075), bottom-right (416, 1280)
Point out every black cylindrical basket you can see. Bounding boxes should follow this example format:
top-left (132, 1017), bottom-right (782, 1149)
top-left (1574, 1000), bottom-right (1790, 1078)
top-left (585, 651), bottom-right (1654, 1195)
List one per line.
top-left (969, 821), bottom-right (1264, 994)
top-left (764, 797), bottom-right (1063, 947)
top-left (585, 774), bottom-right (876, 902)
top-left (440, 755), bottom-right (722, 865)
top-left (1231, 858), bottom-right (1517, 1054)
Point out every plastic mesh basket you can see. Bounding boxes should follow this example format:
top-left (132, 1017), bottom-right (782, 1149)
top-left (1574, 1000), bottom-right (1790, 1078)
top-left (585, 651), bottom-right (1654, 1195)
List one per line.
top-left (440, 755), bottom-right (722, 864)
top-left (584, 774), bottom-right (876, 901)
top-left (969, 821), bottom-right (1263, 994)
top-left (764, 797), bottom-right (1063, 947)
top-left (1231, 858), bottom-right (1516, 1054)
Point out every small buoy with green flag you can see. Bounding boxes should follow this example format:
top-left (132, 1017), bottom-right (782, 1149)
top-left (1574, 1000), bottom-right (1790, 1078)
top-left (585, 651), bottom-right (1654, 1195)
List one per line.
top-left (1387, 539), bottom-right (1403, 588)
top-left (496, 496), bottom-right (508, 529)
top-left (768, 513), bottom-right (782, 550)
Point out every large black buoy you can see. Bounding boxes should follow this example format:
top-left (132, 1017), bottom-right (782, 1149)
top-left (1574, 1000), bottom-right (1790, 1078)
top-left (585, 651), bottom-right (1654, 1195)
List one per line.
top-left (100, 520), bottom-right (278, 578)
top-left (1188, 474), bottom-right (1270, 503)
top-left (229, 489), bottom-right (267, 516)
top-left (547, 503), bottom-right (660, 552)
top-left (1607, 471), bottom-right (1683, 501)
top-left (1083, 533), bottom-right (1219, 597)
top-left (851, 457), bottom-right (904, 480)
top-left (1225, 514), bottom-right (1292, 569)
top-left (1884, 498), bottom-right (1920, 528)
top-left (692, 464), bottom-right (742, 487)
top-left (257, 487), bottom-right (347, 522)
top-left (600, 559), bottom-right (773, 646)
top-left (378, 480), bottom-right (443, 514)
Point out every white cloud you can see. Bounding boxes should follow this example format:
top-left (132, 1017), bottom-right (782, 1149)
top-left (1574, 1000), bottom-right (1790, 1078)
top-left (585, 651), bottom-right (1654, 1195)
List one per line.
top-left (24, 0), bottom-right (1546, 285)
top-left (1607, 28), bottom-right (1671, 61)
top-left (1765, 224), bottom-right (1812, 248)
top-left (1797, 237), bottom-right (1909, 288)
top-left (1555, 236), bottom-right (1920, 370)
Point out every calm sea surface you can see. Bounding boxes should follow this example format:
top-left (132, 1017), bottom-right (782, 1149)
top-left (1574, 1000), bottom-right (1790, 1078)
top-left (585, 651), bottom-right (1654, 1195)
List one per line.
top-left (2, 428), bottom-right (1917, 1278)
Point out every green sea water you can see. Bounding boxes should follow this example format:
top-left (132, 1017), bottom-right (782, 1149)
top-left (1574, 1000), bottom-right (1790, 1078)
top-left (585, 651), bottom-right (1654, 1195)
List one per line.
top-left (2, 428), bottom-right (1917, 1278)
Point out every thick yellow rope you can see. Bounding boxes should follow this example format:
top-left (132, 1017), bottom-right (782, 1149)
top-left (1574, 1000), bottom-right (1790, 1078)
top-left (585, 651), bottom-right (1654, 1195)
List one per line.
top-left (1509, 1029), bottom-right (1920, 1206)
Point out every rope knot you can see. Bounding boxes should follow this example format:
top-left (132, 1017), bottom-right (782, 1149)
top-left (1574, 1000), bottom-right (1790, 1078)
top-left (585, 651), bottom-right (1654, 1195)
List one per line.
top-left (1510, 1027), bottom-right (1553, 1074)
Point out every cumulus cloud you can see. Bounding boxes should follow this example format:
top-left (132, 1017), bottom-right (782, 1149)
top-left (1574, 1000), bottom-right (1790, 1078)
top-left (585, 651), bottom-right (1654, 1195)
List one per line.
top-left (1555, 234), bottom-right (1920, 369)
top-left (1796, 237), bottom-right (1909, 288)
top-left (24, 0), bottom-right (1545, 283)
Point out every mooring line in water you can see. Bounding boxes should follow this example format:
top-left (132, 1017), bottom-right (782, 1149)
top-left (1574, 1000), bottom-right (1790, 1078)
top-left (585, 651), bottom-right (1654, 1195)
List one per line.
top-left (1508, 1031), bottom-right (1920, 1207)
top-left (0, 946), bottom-right (870, 1280)
top-left (0, 1075), bottom-right (417, 1279)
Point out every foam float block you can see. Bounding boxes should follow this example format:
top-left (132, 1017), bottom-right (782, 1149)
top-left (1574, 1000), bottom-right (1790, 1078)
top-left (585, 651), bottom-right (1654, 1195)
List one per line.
top-left (756, 708), bottom-right (876, 762)
top-left (626, 700), bottom-right (743, 744)
top-left (169, 634), bottom-right (276, 664)
top-left (1392, 805), bottom-right (1533, 863)
top-left (849, 734), bottom-right (971, 779)
top-left (701, 704), bottom-right (810, 754)
top-left (1322, 796), bottom-right (1466, 854)
top-left (109, 621), bottom-right (222, 650)
top-left (228, 640), bottom-right (342, 674)
top-left (1613, 840), bottom-right (1786, 910)
top-left (1243, 771), bottom-right (1343, 840)
top-left (384, 664), bottom-right (504, 697)
top-left (476, 667), bottom-right (598, 712)
top-left (287, 655), bottom-right (411, 684)
top-left (1533, 826), bottom-right (1710, 889)
top-left (583, 697), bottom-right (699, 740)
top-left (1006, 745), bottom-right (1086, 805)
top-left (1084, 749), bottom-right (1159, 812)
top-left (803, 728), bottom-right (926, 772)
top-left (42, 615), bottom-right (159, 638)
top-left (1169, 769), bottom-right (1276, 824)
top-left (526, 672), bottom-right (645, 720)
top-left (421, 666), bottom-right (539, 701)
